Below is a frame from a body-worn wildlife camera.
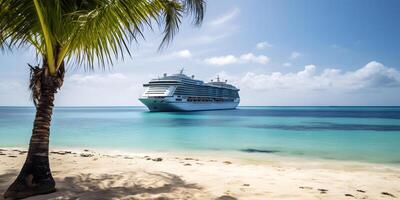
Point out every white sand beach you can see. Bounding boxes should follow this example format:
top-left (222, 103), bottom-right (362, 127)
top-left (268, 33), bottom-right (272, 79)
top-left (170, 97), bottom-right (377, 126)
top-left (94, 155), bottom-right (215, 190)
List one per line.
top-left (0, 148), bottom-right (399, 200)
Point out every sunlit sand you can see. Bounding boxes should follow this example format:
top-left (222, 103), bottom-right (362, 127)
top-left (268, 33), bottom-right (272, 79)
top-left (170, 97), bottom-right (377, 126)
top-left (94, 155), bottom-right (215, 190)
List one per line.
top-left (1, 148), bottom-right (399, 200)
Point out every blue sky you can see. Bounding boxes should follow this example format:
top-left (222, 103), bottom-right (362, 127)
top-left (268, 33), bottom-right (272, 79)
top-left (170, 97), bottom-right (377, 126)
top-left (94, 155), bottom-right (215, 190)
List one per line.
top-left (1, 0), bottom-right (400, 106)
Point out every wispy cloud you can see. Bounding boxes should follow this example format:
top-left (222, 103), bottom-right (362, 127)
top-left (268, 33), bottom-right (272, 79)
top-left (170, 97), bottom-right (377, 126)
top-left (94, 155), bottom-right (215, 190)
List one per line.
top-left (176, 8), bottom-right (240, 47)
top-left (256, 41), bottom-right (272, 49)
top-left (184, 33), bottom-right (231, 46)
top-left (290, 51), bottom-right (302, 60)
top-left (204, 53), bottom-right (270, 66)
top-left (68, 73), bottom-right (129, 85)
top-left (171, 49), bottom-right (192, 58)
top-left (283, 62), bottom-right (292, 67)
top-left (209, 8), bottom-right (240, 26)
top-left (329, 44), bottom-right (349, 52)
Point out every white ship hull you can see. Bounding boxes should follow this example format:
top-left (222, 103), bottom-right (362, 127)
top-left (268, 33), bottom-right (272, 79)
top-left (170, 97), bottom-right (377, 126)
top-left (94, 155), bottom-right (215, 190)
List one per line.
top-left (139, 98), bottom-right (239, 112)
top-left (139, 70), bottom-right (240, 112)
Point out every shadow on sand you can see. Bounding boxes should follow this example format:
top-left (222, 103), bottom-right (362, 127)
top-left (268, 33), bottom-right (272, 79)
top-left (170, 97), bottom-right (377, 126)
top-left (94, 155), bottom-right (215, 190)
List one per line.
top-left (0, 170), bottom-right (220, 200)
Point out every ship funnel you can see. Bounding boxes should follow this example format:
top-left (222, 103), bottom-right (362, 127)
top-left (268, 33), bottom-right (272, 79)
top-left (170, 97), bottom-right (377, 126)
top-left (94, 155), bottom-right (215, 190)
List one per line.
top-left (163, 73), bottom-right (167, 77)
top-left (191, 75), bottom-right (195, 79)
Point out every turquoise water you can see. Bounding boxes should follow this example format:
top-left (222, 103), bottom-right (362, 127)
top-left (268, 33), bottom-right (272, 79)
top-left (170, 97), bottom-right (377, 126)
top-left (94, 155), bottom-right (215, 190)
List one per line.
top-left (0, 106), bottom-right (400, 164)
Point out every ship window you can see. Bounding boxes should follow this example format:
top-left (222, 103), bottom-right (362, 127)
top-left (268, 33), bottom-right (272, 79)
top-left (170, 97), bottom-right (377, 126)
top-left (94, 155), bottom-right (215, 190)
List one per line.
top-left (176, 99), bottom-right (182, 101)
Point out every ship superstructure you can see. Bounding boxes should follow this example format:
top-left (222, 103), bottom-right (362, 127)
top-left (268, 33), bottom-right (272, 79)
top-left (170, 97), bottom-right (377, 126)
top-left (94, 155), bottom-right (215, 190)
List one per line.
top-left (139, 69), bottom-right (240, 111)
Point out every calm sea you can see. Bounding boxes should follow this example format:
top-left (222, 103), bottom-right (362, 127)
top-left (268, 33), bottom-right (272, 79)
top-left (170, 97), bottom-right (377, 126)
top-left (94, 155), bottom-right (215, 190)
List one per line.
top-left (0, 106), bottom-right (399, 164)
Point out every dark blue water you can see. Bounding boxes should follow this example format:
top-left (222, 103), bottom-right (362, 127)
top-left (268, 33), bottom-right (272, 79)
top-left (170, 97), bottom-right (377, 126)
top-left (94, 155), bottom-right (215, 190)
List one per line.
top-left (0, 106), bottom-right (399, 164)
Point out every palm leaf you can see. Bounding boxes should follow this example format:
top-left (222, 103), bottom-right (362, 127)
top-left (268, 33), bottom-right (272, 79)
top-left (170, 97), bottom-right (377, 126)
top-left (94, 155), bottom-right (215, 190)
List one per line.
top-left (33, 0), bottom-right (56, 74)
top-left (0, 0), bottom-right (205, 71)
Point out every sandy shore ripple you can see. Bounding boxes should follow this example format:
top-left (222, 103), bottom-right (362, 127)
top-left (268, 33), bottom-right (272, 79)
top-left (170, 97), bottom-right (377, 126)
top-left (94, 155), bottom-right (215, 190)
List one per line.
top-left (0, 148), bottom-right (399, 200)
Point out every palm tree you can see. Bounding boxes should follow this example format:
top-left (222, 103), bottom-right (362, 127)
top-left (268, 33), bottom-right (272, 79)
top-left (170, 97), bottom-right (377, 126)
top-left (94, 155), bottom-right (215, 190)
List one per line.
top-left (0, 0), bottom-right (204, 199)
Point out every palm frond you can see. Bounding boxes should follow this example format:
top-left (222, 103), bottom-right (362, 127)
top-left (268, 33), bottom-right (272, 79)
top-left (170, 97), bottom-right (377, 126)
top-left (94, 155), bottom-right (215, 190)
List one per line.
top-left (65, 0), bottom-right (156, 69)
top-left (0, 0), bottom-right (42, 52)
top-left (33, 0), bottom-right (56, 75)
top-left (157, 0), bottom-right (182, 50)
top-left (183, 0), bottom-right (205, 25)
top-left (1, 0), bottom-right (206, 71)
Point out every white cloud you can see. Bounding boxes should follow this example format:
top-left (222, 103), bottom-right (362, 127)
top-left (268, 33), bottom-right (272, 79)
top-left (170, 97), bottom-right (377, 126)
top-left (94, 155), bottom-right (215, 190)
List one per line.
top-left (137, 49), bottom-right (192, 63)
top-left (172, 49), bottom-right (191, 58)
top-left (209, 8), bottom-right (240, 26)
top-left (211, 61), bottom-right (400, 105)
top-left (68, 73), bottom-right (128, 85)
top-left (204, 55), bottom-right (238, 66)
top-left (238, 61), bottom-right (400, 91)
top-left (290, 51), bottom-right (302, 59)
top-left (240, 53), bottom-right (269, 64)
top-left (350, 61), bottom-right (400, 88)
top-left (283, 62), bottom-right (292, 67)
top-left (256, 41), bottom-right (272, 49)
top-left (204, 53), bottom-right (270, 66)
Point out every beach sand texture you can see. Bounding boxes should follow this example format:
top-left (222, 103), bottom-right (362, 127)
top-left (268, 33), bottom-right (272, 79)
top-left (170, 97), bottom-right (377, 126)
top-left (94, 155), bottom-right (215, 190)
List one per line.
top-left (0, 148), bottom-right (399, 200)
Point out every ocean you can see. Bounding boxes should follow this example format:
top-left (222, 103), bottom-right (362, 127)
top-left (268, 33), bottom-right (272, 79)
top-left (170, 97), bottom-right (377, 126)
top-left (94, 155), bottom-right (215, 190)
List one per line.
top-left (0, 106), bottom-right (399, 164)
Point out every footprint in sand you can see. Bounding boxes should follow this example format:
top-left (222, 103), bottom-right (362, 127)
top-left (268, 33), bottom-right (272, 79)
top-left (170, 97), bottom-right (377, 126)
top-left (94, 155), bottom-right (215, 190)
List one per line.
top-left (381, 192), bottom-right (396, 198)
top-left (345, 194), bottom-right (355, 198)
top-left (318, 189), bottom-right (328, 194)
top-left (215, 195), bottom-right (237, 200)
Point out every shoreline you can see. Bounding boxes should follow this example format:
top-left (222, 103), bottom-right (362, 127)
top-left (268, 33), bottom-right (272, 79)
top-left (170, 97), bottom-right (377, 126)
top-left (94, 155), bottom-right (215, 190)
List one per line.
top-left (1, 147), bottom-right (399, 199)
top-left (2, 145), bottom-right (400, 168)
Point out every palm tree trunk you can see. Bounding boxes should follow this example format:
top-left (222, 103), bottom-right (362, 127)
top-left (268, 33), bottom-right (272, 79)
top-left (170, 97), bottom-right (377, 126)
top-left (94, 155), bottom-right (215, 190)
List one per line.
top-left (4, 63), bottom-right (64, 200)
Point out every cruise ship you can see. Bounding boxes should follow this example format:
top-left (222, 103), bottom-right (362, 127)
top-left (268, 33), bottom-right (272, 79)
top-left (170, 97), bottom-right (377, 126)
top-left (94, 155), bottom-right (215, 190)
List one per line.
top-left (139, 69), bottom-right (240, 111)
